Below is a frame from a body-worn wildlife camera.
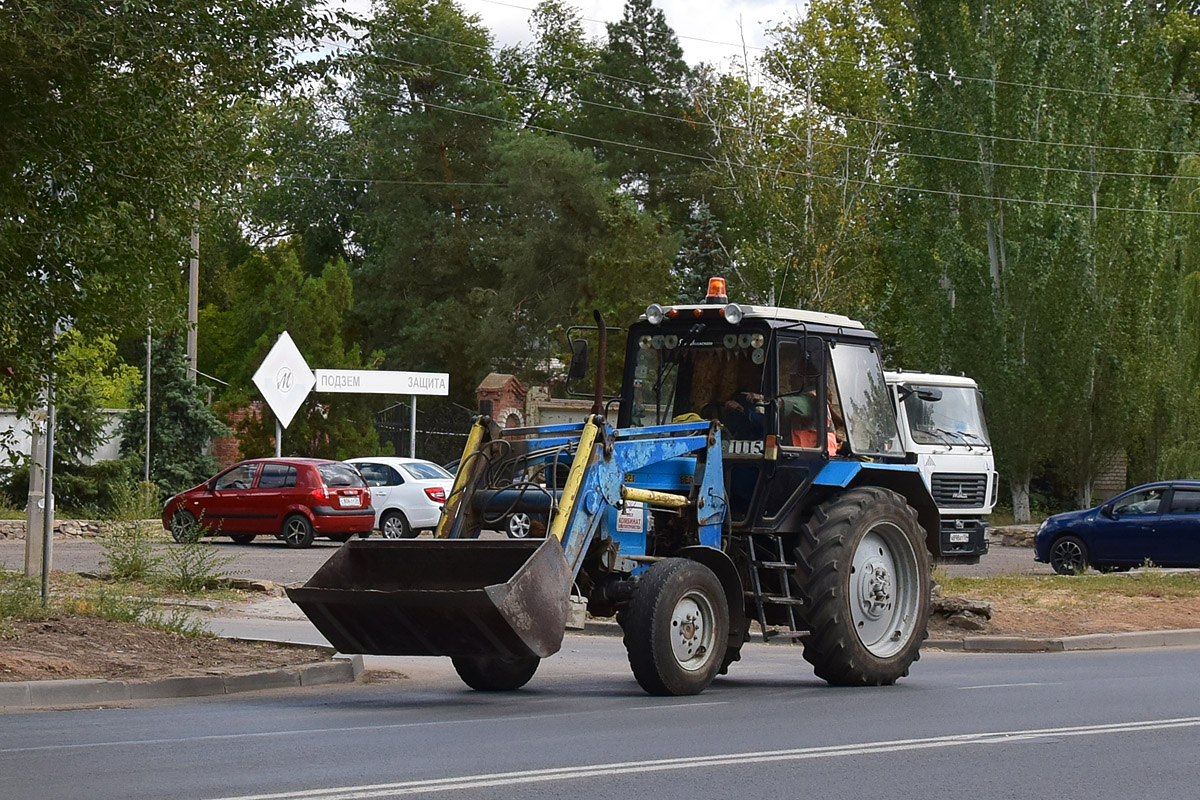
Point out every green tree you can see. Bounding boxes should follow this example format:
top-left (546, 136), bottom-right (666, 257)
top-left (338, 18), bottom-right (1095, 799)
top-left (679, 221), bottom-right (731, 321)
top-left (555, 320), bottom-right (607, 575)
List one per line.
top-left (573, 0), bottom-right (710, 225)
top-left (200, 243), bottom-right (382, 460)
top-left (120, 334), bottom-right (226, 495)
top-left (0, 0), bottom-right (338, 413)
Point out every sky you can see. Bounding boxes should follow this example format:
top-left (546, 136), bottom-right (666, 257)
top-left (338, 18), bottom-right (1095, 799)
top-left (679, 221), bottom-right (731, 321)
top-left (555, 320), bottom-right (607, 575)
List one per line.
top-left (339, 0), bottom-right (809, 68)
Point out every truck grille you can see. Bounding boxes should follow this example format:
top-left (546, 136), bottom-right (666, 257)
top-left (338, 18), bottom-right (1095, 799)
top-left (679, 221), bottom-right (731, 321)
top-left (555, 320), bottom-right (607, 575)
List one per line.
top-left (930, 473), bottom-right (987, 507)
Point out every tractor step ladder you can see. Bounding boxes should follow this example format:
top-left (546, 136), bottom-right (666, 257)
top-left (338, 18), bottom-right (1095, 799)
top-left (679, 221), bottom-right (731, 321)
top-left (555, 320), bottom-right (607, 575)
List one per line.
top-left (744, 533), bottom-right (808, 642)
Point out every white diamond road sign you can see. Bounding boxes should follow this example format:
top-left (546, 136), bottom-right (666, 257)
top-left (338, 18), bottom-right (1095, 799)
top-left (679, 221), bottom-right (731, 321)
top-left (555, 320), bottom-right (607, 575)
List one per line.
top-left (251, 332), bottom-right (315, 428)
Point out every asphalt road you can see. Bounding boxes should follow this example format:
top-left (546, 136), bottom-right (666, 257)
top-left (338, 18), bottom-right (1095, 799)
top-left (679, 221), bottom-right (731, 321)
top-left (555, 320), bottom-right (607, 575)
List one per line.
top-left (1, 636), bottom-right (1197, 800)
top-left (0, 536), bottom-right (1051, 585)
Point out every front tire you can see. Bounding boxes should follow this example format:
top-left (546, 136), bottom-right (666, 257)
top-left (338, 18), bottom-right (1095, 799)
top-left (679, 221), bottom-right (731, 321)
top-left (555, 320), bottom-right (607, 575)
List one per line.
top-left (169, 510), bottom-right (197, 543)
top-left (624, 558), bottom-right (729, 696)
top-left (451, 655), bottom-right (540, 691)
top-left (1049, 535), bottom-right (1088, 575)
top-left (380, 510), bottom-right (413, 539)
top-left (792, 487), bottom-right (930, 687)
top-left (282, 514), bottom-right (315, 549)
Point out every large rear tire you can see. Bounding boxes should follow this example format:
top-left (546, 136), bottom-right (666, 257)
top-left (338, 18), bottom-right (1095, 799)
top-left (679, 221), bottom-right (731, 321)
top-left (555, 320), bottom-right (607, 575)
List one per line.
top-left (451, 655), bottom-right (540, 691)
top-left (791, 487), bottom-right (930, 686)
top-left (624, 558), bottom-right (729, 696)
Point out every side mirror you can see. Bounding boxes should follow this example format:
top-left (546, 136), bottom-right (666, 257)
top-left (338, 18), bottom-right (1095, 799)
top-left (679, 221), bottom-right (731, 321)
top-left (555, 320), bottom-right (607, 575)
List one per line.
top-left (1100, 503), bottom-right (1115, 518)
top-left (567, 339), bottom-right (589, 381)
top-left (915, 387), bottom-right (943, 402)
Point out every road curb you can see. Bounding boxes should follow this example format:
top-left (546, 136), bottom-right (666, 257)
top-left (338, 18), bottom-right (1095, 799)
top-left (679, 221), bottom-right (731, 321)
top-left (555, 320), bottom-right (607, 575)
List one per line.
top-left (0, 654), bottom-right (364, 711)
top-left (927, 628), bottom-right (1200, 653)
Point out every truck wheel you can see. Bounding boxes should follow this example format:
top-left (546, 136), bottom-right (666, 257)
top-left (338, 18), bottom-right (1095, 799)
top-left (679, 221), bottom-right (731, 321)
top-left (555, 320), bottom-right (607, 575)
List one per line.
top-left (451, 655), bottom-right (540, 691)
top-left (623, 558), bottom-right (729, 696)
top-left (791, 487), bottom-right (930, 686)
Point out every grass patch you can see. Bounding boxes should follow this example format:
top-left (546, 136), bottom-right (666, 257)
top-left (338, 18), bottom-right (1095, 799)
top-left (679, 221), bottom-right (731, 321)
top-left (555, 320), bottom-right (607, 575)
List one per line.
top-left (936, 568), bottom-right (1200, 608)
top-left (1, 569), bottom-right (237, 639)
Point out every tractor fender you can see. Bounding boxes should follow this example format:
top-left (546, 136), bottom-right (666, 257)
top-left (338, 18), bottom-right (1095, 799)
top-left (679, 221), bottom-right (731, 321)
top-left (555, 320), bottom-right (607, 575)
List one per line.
top-left (676, 545), bottom-right (747, 655)
top-left (813, 462), bottom-right (942, 558)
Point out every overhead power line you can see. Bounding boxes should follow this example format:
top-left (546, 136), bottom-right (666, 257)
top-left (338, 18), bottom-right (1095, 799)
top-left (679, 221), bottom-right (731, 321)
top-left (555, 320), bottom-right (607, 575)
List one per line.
top-left (358, 48), bottom-right (1200, 183)
top-left (363, 27), bottom-right (1200, 158)
top-left (468, 0), bottom-right (1200, 106)
top-left (358, 87), bottom-right (1200, 217)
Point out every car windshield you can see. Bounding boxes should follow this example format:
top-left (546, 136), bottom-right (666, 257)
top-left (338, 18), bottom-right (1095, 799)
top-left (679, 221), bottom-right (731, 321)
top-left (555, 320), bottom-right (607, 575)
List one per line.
top-left (317, 463), bottom-right (367, 488)
top-left (902, 385), bottom-right (990, 447)
top-left (830, 344), bottom-right (903, 457)
top-left (400, 462), bottom-right (452, 480)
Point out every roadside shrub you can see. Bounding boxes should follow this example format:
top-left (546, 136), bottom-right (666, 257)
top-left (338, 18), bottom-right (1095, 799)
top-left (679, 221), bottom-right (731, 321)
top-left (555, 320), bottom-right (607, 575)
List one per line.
top-left (156, 511), bottom-right (238, 593)
top-left (97, 481), bottom-right (163, 581)
top-left (0, 569), bottom-right (45, 624)
top-left (142, 607), bottom-right (211, 638)
top-left (0, 458), bottom-right (137, 515)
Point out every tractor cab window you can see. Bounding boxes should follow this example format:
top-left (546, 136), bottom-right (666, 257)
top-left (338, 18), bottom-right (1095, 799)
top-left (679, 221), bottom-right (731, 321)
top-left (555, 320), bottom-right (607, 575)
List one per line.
top-left (628, 327), bottom-right (766, 436)
top-left (777, 339), bottom-right (840, 454)
top-left (829, 343), bottom-right (903, 457)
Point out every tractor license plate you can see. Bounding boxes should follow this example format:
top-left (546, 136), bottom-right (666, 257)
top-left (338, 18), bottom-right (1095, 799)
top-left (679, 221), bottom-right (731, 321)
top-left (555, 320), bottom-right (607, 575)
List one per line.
top-left (338, 496), bottom-right (358, 508)
top-left (949, 532), bottom-right (970, 543)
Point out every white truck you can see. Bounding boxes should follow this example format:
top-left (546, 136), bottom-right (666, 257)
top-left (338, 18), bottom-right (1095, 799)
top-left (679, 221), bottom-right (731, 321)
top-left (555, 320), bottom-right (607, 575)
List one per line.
top-left (885, 371), bottom-right (997, 564)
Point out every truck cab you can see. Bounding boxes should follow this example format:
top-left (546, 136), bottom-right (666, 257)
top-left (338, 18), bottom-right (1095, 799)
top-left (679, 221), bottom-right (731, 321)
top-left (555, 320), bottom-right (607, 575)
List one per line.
top-left (885, 371), bottom-right (997, 563)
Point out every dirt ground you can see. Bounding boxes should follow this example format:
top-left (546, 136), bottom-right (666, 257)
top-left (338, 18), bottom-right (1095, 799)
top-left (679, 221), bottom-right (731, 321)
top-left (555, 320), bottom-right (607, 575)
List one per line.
top-left (0, 615), bottom-right (329, 683)
top-left (928, 592), bottom-right (1200, 639)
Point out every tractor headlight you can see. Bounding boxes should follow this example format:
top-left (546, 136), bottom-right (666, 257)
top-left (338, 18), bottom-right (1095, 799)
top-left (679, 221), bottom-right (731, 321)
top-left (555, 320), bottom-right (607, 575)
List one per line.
top-left (645, 304), bottom-right (665, 325)
top-left (723, 303), bottom-right (744, 324)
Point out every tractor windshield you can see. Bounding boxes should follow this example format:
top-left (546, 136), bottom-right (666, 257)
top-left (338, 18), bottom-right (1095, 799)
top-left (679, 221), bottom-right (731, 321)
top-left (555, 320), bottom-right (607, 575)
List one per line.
top-left (628, 328), bottom-right (766, 434)
top-left (830, 343), bottom-right (903, 457)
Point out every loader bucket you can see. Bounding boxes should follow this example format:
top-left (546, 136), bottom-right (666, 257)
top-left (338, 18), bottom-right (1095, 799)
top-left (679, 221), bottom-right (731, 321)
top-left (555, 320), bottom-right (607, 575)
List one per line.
top-left (285, 537), bottom-right (572, 660)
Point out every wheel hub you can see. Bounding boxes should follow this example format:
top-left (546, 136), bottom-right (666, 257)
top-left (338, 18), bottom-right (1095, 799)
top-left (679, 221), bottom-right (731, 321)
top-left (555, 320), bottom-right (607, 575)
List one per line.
top-left (857, 561), bottom-right (893, 619)
top-left (669, 594), bottom-right (714, 671)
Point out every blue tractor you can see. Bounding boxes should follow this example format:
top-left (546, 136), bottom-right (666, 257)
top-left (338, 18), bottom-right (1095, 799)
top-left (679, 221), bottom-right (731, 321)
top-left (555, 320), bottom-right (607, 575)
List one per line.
top-left (289, 279), bottom-right (941, 696)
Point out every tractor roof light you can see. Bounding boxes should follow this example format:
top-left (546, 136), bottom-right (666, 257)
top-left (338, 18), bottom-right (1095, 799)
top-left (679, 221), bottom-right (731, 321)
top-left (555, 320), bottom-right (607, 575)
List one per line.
top-left (645, 303), bottom-right (665, 325)
top-left (705, 277), bottom-right (728, 305)
top-left (723, 303), bottom-right (744, 324)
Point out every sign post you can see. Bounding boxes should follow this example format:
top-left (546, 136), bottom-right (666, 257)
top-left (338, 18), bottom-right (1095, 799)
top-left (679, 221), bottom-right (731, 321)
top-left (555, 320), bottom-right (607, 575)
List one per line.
top-left (314, 369), bottom-right (449, 458)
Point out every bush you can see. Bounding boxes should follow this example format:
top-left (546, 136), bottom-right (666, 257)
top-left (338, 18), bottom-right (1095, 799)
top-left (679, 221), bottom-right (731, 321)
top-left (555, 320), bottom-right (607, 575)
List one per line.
top-left (156, 511), bottom-right (238, 593)
top-left (0, 458), bottom-right (137, 515)
top-left (97, 481), bottom-right (163, 581)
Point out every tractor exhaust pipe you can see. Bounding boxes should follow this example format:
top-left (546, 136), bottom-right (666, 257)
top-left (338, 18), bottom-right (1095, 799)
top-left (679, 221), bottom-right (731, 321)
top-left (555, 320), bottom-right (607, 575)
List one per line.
top-left (592, 310), bottom-right (607, 416)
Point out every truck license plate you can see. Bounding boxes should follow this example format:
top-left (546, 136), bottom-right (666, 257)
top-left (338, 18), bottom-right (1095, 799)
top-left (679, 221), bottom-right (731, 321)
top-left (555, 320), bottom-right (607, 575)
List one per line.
top-left (338, 496), bottom-right (357, 508)
top-left (949, 532), bottom-right (970, 543)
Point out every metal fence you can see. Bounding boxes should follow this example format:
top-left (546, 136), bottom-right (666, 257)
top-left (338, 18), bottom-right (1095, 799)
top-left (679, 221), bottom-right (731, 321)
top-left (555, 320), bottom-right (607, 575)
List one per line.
top-left (375, 398), bottom-right (474, 467)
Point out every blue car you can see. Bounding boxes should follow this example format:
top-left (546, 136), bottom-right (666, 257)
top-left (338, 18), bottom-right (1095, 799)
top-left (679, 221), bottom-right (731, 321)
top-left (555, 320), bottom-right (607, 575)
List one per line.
top-left (1034, 481), bottom-right (1200, 575)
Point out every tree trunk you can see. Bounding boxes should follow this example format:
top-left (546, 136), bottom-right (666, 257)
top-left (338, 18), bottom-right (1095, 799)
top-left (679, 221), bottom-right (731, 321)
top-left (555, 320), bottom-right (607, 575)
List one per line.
top-left (1011, 470), bottom-right (1032, 524)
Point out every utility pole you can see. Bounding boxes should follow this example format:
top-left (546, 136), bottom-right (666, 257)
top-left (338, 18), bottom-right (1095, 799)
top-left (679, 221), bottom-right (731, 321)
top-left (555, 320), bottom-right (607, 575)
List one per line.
top-left (23, 411), bottom-right (46, 578)
top-left (186, 198), bottom-right (199, 381)
top-left (145, 326), bottom-right (152, 485)
top-left (41, 375), bottom-right (56, 605)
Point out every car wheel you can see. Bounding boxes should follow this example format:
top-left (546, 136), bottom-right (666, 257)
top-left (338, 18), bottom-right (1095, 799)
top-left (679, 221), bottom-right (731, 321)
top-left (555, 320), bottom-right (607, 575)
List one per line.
top-left (380, 510), bottom-right (414, 539)
top-left (506, 512), bottom-right (533, 539)
top-left (169, 510), bottom-right (198, 543)
top-left (282, 514), bottom-right (315, 549)
top-left (230, 534), bottom-right (256, 545)
top-left (1049, 535), bottom-right (1089, 575)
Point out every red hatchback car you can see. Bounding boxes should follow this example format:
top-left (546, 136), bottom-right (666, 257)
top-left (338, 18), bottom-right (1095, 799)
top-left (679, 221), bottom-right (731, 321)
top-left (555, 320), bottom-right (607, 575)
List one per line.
top-left (161, 458), bottom-right (375, 548)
